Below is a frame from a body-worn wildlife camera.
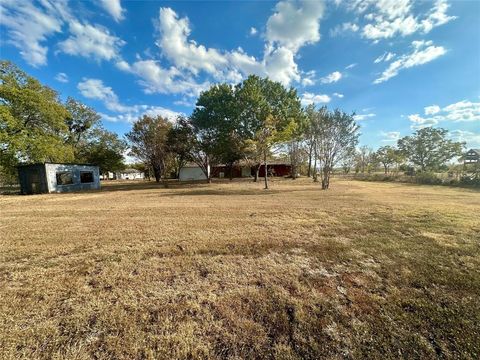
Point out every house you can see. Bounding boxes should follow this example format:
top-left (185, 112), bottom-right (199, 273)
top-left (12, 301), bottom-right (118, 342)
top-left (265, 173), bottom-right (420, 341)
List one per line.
top-left (257, 161), bottom-right (292, 177)
top-left (179, 164), bottom-right (209, 181)
top-left (212, 160), bottom-right (292, 178)
top-left (17, 163), bottom-right (100, 194)
top-left (464, 149), bottom-right (480, 164)
top-left (116, 168), bottom-right (145, 180)
top-left (463, 149), bottom-right (480, 179)
top-left (212, 164), bottom-right (251, 178)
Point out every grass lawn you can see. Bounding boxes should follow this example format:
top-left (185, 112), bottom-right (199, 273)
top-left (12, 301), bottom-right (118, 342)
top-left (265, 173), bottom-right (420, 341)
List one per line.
top-left (1, 179), bottom-right (479, 359)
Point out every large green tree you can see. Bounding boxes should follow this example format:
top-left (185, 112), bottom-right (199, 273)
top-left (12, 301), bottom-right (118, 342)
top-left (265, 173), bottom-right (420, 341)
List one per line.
top-left (375, 146), bottom-right (404, 174)
top-left (190, 84), bottom-right (243, 180)
top-left (125, 115), bottom-right (172, 182)
top-left (79, 127), bottom-right (126, 177)
top-left (0, 61), bottom-right (73, 176)
top-left (235, 75), bottom-right (303, 189)
top-left (64, 97), bottom-right (101, 158)
top-left (397, 127), bottom-right (464, 171)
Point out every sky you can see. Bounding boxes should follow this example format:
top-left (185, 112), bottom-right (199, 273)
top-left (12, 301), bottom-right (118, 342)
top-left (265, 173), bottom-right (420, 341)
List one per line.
top-left (1, 0), bottom-right (479, 149)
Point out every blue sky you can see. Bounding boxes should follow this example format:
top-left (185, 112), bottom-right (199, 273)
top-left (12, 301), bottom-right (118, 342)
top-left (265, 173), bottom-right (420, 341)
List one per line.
top-left (1, 0), bottom-right (479, 149)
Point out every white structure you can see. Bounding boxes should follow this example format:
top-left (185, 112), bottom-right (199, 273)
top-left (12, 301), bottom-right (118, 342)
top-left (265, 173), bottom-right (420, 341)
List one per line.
top-left (179, 164), bottom-right (209, 181)
top-left (116, 168), bottom-right (145, 180)
top-left (18, 163), bottom-right (100, 194)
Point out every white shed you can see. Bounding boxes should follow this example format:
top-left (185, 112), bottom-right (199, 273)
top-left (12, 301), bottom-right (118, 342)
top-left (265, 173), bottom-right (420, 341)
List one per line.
top-left (179, 164), bottom-right (209, 181)
top-left (116, 168), bottom-right (145, 180)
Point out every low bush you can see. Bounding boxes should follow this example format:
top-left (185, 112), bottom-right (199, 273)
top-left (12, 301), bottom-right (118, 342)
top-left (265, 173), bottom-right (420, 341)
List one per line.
top-left (414, 172), bottom-right (443, 185)
top-left (354, 172), bottom-right (479, 188)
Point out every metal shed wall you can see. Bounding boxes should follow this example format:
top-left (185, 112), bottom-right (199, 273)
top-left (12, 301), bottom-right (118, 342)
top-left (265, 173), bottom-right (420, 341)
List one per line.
top-left (45, 164), bottom-right (100, 192)
top-left (17, 164), bottom-right (48, 194)
top-left (179, 166), bottom-right (208, 181)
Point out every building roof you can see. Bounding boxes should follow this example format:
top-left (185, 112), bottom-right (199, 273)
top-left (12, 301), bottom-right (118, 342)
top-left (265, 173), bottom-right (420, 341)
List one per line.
top-left (17, 162), bottom-right (97, 168)
top-left (120, 168), bottom-right (143, 174)
top-left (214, 159), bottom-right (291, 167)
top-left (468, 149), bottom-right (480, 155)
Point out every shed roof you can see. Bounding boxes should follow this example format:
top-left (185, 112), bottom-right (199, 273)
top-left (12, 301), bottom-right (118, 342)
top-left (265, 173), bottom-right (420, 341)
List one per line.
top-left (119, 168), bottom-right (143, 174)
top-left (17, 162), bottom-right (97, 168)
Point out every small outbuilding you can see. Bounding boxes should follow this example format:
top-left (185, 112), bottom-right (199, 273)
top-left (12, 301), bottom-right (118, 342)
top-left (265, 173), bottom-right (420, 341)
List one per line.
top-left (17, 163), bottom-right (100, 194)
top-left (179, 164), bottom-right (209, 181)
top-left (116, 168), bottom-right (145, 180)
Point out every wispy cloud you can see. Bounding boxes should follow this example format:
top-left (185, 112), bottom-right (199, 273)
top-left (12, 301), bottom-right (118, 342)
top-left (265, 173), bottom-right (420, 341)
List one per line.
top-left (374, 40), bottom-right (446, 84)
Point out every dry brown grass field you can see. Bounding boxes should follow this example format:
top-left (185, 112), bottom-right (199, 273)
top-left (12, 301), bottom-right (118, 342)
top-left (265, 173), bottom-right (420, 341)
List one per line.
top-left (1, 179), bottom-right (479, 359)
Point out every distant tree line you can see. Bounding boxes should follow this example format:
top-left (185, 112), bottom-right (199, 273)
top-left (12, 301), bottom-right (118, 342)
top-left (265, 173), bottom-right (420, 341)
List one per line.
top-left (0, 61), bottom-right (126, 183)
top-left (336, 127), bottom-right (465, 178)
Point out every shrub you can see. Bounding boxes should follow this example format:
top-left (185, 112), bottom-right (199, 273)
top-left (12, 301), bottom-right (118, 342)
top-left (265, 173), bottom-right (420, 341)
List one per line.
top-left (414, 172), bottom-right (443, 185)
top-left (459, 176), bottom-right (480, 187)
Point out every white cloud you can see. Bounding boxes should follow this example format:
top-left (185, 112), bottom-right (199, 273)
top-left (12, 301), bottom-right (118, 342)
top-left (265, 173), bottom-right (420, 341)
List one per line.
top-left (99, 106), bottom-right (182, 123)
top-left (55, 72), bottom-right (69, 83)
top-left (421, 0), bottom-right (457, 33)
top-left (250, 27), bottom-right (258, 35)
top-left (381, 131), bottom-right (401, 142)
top-left (330, 22), bottom-right (359, 37)
top-left (99, 0), bottom-right (125, 22)
top-left (0, 0), bottom-right (66, 66)
top-left (408, 99), bottom-right (480, 129)
top-left (263, 46), bottom-right (300, 85)
top-left (449, 130), bottom-right (480, 148)
top-left (320, 71), bottom-right (342, 84)
top-left (117, 59), bottom-right (210, 97)
top-left (58, 21), bottom-right (125, 62)
top-left (424, 105), bottom-right (440, 115)
top-left (174, 98), bottom-right (195, 107)
top-left (154, 3), bottom-right (324, 87)
top-left (1, 0), bottom-right (128, 66)
top-left (127, 3), bottom-right (325, 94)
top-left (354, 113), bottom-right (376, 121)
top-left (77, 78), bottom-right (130, 112)
top-left (78, 78), bottom-right (181, 123)
top-left (374, 51), bottom-right (396, 63)
top-left (442, 100), bottom-right (480, 121)
top-left (333, 92), bottom-right (344, 98)
top-left (156, 8), bottom-right (228, 77)
top-left (345, 63), bottom-right (357, 69)
top-left (301, 92), bottom-right (331, 106)
top-left (354, 0), bottom-right (456, 41)
top-left (374, 40), bottom-right (446, 83)
top-left (301, 70), bottom-right (316, 86)
top-left (266, 0), bottom-right (325, 51)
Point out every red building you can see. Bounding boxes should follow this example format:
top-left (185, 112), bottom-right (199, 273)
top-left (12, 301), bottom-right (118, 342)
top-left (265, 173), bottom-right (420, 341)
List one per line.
top-left (257, 163), bottom-right (292, 177)
top-left (212, 161), bottom-right (292, 178)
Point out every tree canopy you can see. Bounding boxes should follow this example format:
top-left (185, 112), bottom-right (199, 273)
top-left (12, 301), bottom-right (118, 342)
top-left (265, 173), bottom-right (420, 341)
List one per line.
top-left (0, 61), bottom-right (125, 180)
top-left (397, 127), bottom-right (464, 171)
top-left (0, 61), bottom-right (73, 173)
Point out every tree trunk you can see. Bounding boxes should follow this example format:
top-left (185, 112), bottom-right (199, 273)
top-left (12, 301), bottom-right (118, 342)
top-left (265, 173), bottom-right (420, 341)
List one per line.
top-left (313, 151), bottom-right (318, 182)
top-left (228, 163), bottom-right (233, 181)
top-left (264, 151), bottom-right (268, 190)
top-left (152, 164), bottom-right (162, 183)
top-left (321, 168), bottom-right (330, 190)
top-left (254, 164), bottom-right (259, 182)
top-left (307, 146), bottom-right (312, 177)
